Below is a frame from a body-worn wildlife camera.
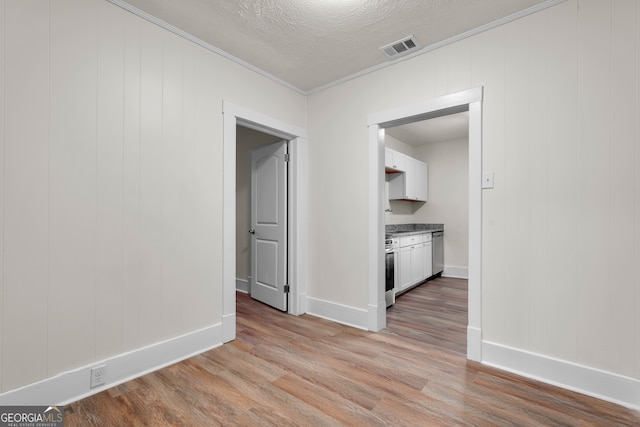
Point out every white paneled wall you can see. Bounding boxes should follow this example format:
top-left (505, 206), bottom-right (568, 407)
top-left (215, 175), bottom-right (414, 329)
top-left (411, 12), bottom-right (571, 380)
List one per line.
top-left (96, 0), bottom-right (125, 362)
top-left (543, 0), bottom-right (579, 362)
top-left (0, 0), bottom-right (4, 392)
top-left (479, 0), bottom-right (640, 378)
top-left (122, 11), bottom-right (142, 353)
top-left (4, 0), bottom-right (51, 392)
top-left (0, 0), bottom-right (305, 395)
top-left (308, 0), bottom-right (640, 383)
top-left (608, 0), bottom-right (637, 377)
top-left (49, 0), bottom-right (98, 376)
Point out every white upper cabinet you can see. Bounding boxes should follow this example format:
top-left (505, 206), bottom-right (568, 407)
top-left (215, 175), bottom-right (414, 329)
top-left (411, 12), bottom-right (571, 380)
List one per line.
top-left (385, 147), bottom-right (409, 172)
top-left (414, 159), bottom-right (428, 201)
top-left (387, 148), bottom-right (428, 202)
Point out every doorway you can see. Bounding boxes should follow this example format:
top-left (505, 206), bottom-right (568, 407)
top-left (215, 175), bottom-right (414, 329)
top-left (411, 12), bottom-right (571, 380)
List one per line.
top-left (384, 112), bottom-right (470, 350)
top-left (222, 102), bottom-right (308, 343)
top-left (367, 88), bottom-right (483, 361)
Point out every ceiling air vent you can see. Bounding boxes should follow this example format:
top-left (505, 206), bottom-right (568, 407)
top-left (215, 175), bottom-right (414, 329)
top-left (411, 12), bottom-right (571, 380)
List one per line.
top-left (380, 36), bottom-right (420, 59)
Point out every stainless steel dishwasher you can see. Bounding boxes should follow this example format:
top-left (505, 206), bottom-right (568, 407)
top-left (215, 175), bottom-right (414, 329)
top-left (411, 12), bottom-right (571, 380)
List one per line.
top-left (432, 231), bottom-right (444, 276)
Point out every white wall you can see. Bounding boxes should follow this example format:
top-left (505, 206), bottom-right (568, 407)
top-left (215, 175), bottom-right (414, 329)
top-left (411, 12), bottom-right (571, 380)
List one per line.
top-left (384, 134), bottom-right (413, 155)
top-left (236, 126), bottom-right (282, 282)
top-left (0, 0), bottom-right (305, 397)
top-left (307, 0), bottom-right (640, 385)
top-left (413, 139), bottom-right (469, 270)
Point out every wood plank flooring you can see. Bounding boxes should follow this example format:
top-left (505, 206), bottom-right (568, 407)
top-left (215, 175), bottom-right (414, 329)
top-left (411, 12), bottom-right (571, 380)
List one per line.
top-left (65, 277), bottom-right (640, 426)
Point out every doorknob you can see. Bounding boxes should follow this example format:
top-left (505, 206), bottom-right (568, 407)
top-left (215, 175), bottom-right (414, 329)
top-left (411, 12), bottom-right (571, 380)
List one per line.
top-left (249, 229), bottom-right (255, 234)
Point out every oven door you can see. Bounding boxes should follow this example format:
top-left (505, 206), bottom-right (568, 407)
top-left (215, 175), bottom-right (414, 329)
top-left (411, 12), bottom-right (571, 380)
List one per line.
top-left (385, 250), bottom-right (395, 307)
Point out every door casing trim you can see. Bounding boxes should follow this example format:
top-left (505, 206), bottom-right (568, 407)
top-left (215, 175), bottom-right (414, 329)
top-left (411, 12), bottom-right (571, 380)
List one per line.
top-left (222, 102), bottom-right (308, 342)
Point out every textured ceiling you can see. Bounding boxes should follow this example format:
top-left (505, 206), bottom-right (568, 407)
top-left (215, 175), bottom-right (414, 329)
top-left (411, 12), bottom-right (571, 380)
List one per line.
top-left (121, 0), bottom-right (554, 92)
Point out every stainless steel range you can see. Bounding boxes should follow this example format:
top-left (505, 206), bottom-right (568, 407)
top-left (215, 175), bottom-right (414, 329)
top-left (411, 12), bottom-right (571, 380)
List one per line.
top-left (384, 236), bottom-right (398, 307)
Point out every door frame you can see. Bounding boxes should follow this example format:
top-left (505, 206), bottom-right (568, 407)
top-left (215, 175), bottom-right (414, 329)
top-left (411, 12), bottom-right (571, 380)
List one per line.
top-left (367, 87), bottom-right (483, 361)
top-left (222, 102), bottom-right (308, 342)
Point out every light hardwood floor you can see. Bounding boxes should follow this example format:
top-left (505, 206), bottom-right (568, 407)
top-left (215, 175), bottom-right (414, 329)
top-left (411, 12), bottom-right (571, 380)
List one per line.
top-left (66, 277), bottom-right (640, 426)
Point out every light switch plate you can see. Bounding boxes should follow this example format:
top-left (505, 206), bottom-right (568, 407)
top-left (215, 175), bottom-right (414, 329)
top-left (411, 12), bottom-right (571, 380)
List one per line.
top-left (482, 172), bottom-right (494, 189)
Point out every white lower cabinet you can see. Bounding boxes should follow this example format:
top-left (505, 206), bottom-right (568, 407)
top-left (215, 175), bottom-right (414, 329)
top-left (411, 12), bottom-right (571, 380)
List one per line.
top-left (398, 246), bottom-right (413, 290)
top-left (396, 232), bottom-right (433, 293)
top-left (424, 241), bottom-right (433, 278)
top-left (396, 233), bottom-right (433, 293)
top-left (410, 243), bottom-right (425, 284)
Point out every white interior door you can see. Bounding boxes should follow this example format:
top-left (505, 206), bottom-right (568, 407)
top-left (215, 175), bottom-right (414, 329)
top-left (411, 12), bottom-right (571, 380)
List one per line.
top-left (250, 141), bottom-right (288, 311)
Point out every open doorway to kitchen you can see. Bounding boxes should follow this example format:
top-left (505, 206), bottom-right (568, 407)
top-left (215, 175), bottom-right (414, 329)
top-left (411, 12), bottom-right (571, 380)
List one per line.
top-left (222, 102), bottom-right (308, 343)
top-left (384, 112), bottom-right (470, 355)
top-left (367, 88), bottom-right (483, 361)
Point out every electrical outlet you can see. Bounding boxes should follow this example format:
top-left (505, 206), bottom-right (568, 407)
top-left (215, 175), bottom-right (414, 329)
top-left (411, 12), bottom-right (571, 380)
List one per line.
top-left (90, 365), bottom-right (106, 388)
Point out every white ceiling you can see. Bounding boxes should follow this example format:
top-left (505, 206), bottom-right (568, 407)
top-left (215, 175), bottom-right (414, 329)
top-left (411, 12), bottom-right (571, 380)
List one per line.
top-left (118, 0), bottom-right (557, 93)
top-left (386, 111), bottom-right (469, 146)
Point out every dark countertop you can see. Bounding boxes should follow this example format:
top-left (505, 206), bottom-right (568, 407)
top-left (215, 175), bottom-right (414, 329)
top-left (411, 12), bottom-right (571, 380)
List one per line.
top-left (385, 223), bottom-right (444, 238)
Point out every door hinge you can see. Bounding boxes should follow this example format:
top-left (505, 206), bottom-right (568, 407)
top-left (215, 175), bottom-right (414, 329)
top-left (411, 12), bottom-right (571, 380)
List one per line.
top-left (284, 284), bottom-right (290, 293)
top-left (284, 153), bottom-right (290, 162)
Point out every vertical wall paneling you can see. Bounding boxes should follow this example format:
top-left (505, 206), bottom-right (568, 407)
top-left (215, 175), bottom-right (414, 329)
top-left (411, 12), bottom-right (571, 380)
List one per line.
top-left (576, 0), bottom-right (612, 370)
top-left (413, 57), bottom-right (437, 101)
top-left (96, 0), bottom-right (125, 360)
top-left (2, 0), bottom-right (50, 392)
top-left (138, 20), bottom-right (164, 346)
top-left (545, 0), bottom-right (579, 362)
top-left (433, 49), bottom-right (449, 97)
top-left (0, 0), bottom-right (5, 391)
top-left (122, 12), bottom-right (142, 353)
top-left (503, 18), bottom-right (532, 348)
top-left (470, 27), bottom-right (506, 343)
top-left (447, 39), bottom-right (472, 94)
top-left (161, 32), bottom-right (184, 338)
top-left (0, 0), bottom-right (307, 396)
top-left (609, 0), bottom-right (637, 378)
top-left (192, 52), bottom-right (221, 326)
top-left (528, 8), bottom-right (550, 354)
top-left (49, 0), bottom-right (99, 375)
top-left (636, 0), bottom-right (640, 381)
top-left (180, 43), bottom-right (197, 332)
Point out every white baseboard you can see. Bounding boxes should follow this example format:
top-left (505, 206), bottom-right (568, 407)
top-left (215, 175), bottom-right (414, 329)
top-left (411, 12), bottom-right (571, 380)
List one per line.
top-left (222, 313), bottom-right (236, 343)
top-left (368, 302), bottom-right (387, 332)
top-left (482, 341), bottom-right (640, 410)
top-left (0, 323), bottom-right (223, 406)
top-left (467, 326), bottom-right (482, 361)
top-left (236, 278), bottom-right (249, 293)
top-left (443, 265), bottom-right (468, 279)
top-left (289, 291), bottom-right (308, 316)
top-left (307, 297), bottom-right (368, 330)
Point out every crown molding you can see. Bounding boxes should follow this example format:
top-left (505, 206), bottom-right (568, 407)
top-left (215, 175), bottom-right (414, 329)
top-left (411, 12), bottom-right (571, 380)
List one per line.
top-left (107, 0), bottom-right (306, 95)
top-left (307, 0), bottom-right (567, 95)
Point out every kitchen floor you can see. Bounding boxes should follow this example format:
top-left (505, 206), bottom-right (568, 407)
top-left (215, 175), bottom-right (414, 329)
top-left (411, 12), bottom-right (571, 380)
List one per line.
top-left (388, 276), bottom-right (467, 355)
